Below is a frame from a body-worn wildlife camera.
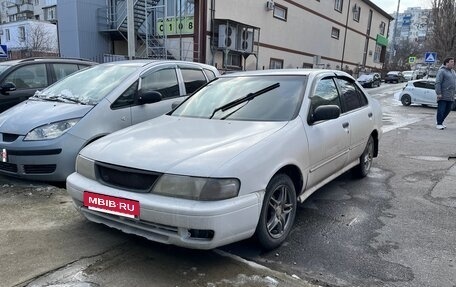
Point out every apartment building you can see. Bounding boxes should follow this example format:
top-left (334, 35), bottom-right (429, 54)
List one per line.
top-left (0, 0), bottom-right (57, 59)
top-left (388, 7), bottom-right (431, 59)
top-left (58, 0), bottom-right (392, 72)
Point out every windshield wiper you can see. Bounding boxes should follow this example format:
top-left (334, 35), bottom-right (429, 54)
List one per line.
top-left (209, 82), bottom-right (280, 119)
top-left (33, 94), bottom-right (86, 104)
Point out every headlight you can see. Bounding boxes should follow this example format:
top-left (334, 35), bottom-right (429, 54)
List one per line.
top-left (152, 174), bottom-right (240, 201)
top-left (75, 155), bottom-right (95, 180)
top-left (24, 118), bottom-right (80, 141)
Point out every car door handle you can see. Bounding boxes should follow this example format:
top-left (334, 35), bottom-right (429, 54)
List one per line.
top-left (342, 122), bottom-right (349, 128)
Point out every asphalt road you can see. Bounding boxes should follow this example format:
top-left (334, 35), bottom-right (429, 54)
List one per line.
top-left (1, 83), bottom-right (455, 287)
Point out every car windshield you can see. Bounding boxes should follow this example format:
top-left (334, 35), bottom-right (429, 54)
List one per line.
top-left (358, 74), bottom-right (373, 80)
top-left (32, 64), bottom-right (139, 105)
top-left (403, 71), bottom-right (412, 76)
top-left (387, 72), bottom-right (399, 76)
top-left (171, 75), bottom-right (306, 121)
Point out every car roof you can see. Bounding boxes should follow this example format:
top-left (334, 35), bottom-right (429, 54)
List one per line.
top-left (0, 57), bottom-right (97, 66)
top-left (96, 59), bottom-right (218, 69)
top-left (219, 69), bottom-right (352, 78)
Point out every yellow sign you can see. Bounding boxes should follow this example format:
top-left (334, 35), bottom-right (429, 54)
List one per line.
top-left (156, 16), bottom-right (194, 35)
top-left (409, 56), bottom-right (416, 64)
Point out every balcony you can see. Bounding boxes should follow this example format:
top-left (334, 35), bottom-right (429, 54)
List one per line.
top-left (7, 4), bottom-right (34, 15)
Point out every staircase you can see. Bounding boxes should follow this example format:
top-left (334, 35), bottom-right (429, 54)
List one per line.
top-left (99, 0), bottom-right (174, 59)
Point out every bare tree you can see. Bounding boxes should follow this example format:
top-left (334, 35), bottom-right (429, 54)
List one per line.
top-left (15, 23), bottom-right (58, 58)
top-left (427, 0), bottom-right (456, 59)
top-left (388, 39), bottom-right (426, 70)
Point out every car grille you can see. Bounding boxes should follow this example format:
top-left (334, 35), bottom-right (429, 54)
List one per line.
top-left (23, 164), bottom-right (56, 174)
top-left (95, 162), bottom-right (162, 192)
top-left (1, 133), bottom-right (20, 142)
top-left (0, 162), bottom-right (18, 173)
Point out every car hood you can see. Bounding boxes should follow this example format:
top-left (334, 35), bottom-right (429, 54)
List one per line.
top-left (82, 115), bottom-right (287, 176)
top-left (0, 100), bottom-right (93, 135)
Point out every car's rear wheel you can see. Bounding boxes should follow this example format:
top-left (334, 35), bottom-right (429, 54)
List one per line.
top-left (256, 174), bottom-right (297, 250)
top-left (353, 136), bottom-right (374, 178)
top-left (401, 94), bottom-right (412, 106)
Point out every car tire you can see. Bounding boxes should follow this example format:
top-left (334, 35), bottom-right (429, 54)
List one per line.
top-left (353, 136), bottom-right (374, 178)
top-left (256, 173), bottom-right (297, 250)
top-left (401, 94), bottom-right (412, 106)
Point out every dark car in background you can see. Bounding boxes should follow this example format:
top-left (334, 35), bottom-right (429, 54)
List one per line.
top-left (0, 58), bottom-right (97, 112)
top-left (384, 71), bottom-right (406, 83)
top-left (357, 72), bottom-right (381, 88)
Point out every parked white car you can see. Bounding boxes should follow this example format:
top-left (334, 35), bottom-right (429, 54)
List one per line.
top-left (395, 79), bottom-right (456, 110)
top-left (67, 69), bottom-right (383, 250)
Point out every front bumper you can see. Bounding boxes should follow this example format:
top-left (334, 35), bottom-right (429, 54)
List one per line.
top-left (66, 172), bottom-right (263, 250)
top-left (0, 133), bottom-right (86, 181)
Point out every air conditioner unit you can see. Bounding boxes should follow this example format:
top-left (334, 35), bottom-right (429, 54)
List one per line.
top-left (266, 0), bottom-right (274, 11)
top-left (237, 28), bottom-right (254, 53)
top-left (218, 24), bottom-right (237, 50)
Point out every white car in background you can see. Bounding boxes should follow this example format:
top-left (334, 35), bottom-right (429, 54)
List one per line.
top-left (402, 70), bottom-right (417, 81)
top-left (67, 69), bottom-right (382, 250)
top-left (395, 79), bottom-right (456, 110)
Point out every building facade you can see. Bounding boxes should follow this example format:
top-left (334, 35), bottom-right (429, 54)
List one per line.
top-left (58, 0), bottom-right (392, 73)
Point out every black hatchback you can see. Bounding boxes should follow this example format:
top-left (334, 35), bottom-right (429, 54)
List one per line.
top-left (0, 57), bottom-right (97, 112)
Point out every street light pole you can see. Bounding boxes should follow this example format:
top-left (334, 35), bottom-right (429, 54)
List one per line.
top-left (389, 0), bottom-right (400, 65)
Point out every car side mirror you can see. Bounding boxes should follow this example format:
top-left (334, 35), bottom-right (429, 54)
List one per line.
top-left (311, 105), bottom-right (341, 123)
top-left (1, 82), bottom-right (17, 93)
top-left (138, 90), bottom-right (162, 105)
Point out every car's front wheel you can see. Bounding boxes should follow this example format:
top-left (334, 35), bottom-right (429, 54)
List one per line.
top-left (401, 94), bottom-right (412, 106)
top-left (256, 174), bottom-right (297, 250)
top-left (353, 136), bottom-right (374, 178)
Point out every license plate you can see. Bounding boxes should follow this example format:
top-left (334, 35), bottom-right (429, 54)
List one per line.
top-left (83, 191), bottom-right (140, 218)
top-left (1, 148), bottom-right (7, 162)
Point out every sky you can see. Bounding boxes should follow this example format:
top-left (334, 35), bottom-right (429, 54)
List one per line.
top-left (370, 0), bottom-right (432, 14)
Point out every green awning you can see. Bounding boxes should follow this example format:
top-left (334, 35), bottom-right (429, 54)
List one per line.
top-left (376, 34), bottom-right (388, 46)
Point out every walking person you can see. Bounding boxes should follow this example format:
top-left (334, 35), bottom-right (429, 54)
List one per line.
top-left (435, 57), bottom-right (456, 130)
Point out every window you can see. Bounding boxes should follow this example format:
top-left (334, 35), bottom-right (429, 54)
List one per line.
top-left (180, 68), bottom-right (207, 95)
top-left (5, 29), bottom-right (9, 41)
top-left (273, 4), bottom-right (287, 21)
top-left (353, 5), bottom-right (361, 22)
top-left (141, 68), bottom-right (180, 99)
top-left (269, 58), bottom-right (283, 69)
top-left (35, 0), bottom-right (39, 4)
top-left (111, 82), bottom-right (138, 109)
top-left (334, 0), bottom-right (343, 12)
top-left (18, 26), bottom-right (25, 42)
top-left (204, 69), bottom-right (216, 81)
top-left (309, 77), bottom-right (341, 121)
top-left (336, 77), bottom-right (367, 112)
top-left (52, 64), bottom-right (80, 81)
top-left (373, 44), bottom-right (381, 62)
top-left (4, 64), bottom-right (48, 89)
top-left (331, 27), bottom-right (340, 39)
top-left (379, 21), bottom-right (386, 35)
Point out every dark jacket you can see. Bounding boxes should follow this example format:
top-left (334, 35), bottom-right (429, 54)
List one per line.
top-left (435, 65), bottom-right (456, 101)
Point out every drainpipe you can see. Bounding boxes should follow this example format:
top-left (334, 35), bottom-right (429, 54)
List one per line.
top-left (210, 0), bottom-right (215, 66)
top-left (340, 0), bottom-right (351, 70)
top-left (127, 0), bottom-right (135, 59)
